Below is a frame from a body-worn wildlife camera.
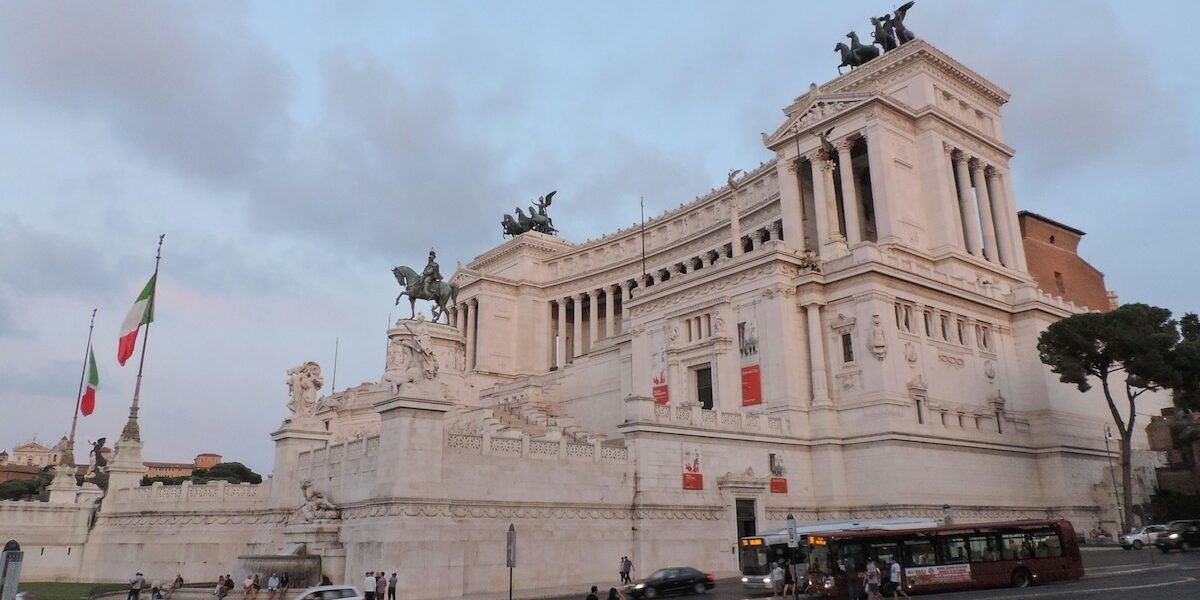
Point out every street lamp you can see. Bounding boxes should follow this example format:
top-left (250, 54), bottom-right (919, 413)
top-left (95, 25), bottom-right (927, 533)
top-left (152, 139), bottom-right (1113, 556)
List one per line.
top-left (786, 514), bottom-right (799, 599)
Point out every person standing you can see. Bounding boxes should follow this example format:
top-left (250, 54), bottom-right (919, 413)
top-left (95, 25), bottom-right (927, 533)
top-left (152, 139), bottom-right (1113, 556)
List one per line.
top-left (387, 573), bottom-right (397, 600)
top-left (842, 559), bottom-right (862, 600)
top-left (374, 570), bottom-right (387, 600)
top-left (770, 562), bottom-right (784, 598)
top-left (363, 572), bottom-right (376, 600)
top-left (782, 562), bottom-right (795, 597)
top-left (865, 560), bottom-right (883, 600)
top-left (129, 572), bottom-right (146, 600)
top-left (888, 557), bottom-right (910, 600)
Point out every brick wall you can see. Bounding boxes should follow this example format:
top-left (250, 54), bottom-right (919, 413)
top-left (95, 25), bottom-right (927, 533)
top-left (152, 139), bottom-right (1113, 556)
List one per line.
top-left (1019, 212), bottom-right (1112, 312)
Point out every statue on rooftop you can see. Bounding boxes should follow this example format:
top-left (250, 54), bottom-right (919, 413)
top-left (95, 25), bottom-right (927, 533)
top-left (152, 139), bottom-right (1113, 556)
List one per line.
top-left (882, 1), bottom-right (917, 46)
top-left (501, 191), bottom-right (558, 237)
top-left (286, 361), bottom-right (324, 419)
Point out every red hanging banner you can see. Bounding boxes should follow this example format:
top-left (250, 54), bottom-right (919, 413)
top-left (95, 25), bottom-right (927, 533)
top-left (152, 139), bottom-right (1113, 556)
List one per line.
top-left (741, 364), bottom-right (762, 406)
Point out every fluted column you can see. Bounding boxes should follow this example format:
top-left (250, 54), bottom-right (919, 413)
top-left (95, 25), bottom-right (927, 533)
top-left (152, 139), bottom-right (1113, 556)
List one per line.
top-left (605, 285), bottom-right (616, 338)
top-left (953, 151), bottom-right (982, 256)
top-left (837, 140), bottom-right (862, 245)
top-left (809, 156), bottom-right (831, 253)
top-left (805, 303), bottom-right (830, 406)
top-left (466, 298), bottom-right (478, 371)
top-left (547, 301), bottom-right (557, 370)
top-left (458, 303), bottom-right (468, 338)
top-left (729, 188), bottom-right (743, 258)
top-left (556, 297), bottom-right (567, 367)
top-left (987, 168), bottom-right (1019, 269)
top-left (572, 293), bottom-right (584, 359)
top-left (971, 160), bottom-right (998, 263)
top-left (942, 143), bottom-right (967, 248)
top-left (586, 290), bottom-right (598, 352)
top-left (779, 159), bottom-right (805, 248)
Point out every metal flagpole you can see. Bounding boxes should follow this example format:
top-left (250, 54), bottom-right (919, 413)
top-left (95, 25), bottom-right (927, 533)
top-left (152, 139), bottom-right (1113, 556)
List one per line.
top-left (639, 196), bottom-right (647, 282)
top-left (331, 337), bottom-right (339, 393)
top-left (120, 234), bottom-right (165, 443)
top-left (64, 309), bottom-right (98, 466)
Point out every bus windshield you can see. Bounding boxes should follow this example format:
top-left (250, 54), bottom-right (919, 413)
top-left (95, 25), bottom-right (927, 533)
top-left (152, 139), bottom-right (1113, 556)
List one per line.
top-left (806, 543), bottom-right (832, 575)
top-left (739, 543), bottom-right (772, 575)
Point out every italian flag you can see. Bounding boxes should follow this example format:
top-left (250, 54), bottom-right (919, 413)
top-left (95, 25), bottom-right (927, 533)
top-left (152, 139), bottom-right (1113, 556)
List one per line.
top-left (80, 345), bottom-right (99, 416)
top-left (117, 274), bottom-right (156, 366)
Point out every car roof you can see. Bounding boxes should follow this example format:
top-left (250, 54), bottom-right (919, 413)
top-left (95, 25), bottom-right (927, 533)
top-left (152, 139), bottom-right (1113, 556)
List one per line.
top-left (299, 586), bottom-right (359, 593)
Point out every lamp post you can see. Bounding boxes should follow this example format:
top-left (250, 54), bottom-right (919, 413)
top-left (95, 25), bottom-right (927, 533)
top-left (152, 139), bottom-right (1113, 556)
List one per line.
top-left (786, 513), bottom-right (799, 599)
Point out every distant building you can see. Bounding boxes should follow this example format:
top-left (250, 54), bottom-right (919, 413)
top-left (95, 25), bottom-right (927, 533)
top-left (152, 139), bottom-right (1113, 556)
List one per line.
top-left (0, 464), bottom-right (41, 484)
top-left (1146, 409), bottom-right (1200, 495)
top-left (1, 438), bottom-right (220, 478)
top-left (1019, 211), bottom-right (1115, 312)
top-left (6, 437), bottom-right (70, 468)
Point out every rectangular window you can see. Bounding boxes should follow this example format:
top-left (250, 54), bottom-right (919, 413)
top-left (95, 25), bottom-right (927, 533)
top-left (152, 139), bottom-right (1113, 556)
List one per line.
top-left (1054, 271), bottom-right (1066, 294)
top-left (996, 411), bottom-right (1004, 434)
top-left (869, 542), bottom-right (900, 565)
top-left (967, 534), bottom-right (1001, 562)
top-left (1029, 531), bottom-right (1063, 558)
top-left (841, 333), bottom-right (854, 363)
top-left (895, 304), bottom-right (903, 329)
top-left (979, 326), bottom-right (991, 351)
top-left (956, 320), bottom-right (966, 345)
top-left (916, 399), bottom-right (925, 425)
top-left (1001, 533), bottom-right (1033, 560)
top-left (938, 536), bottom-right (970, 564)
top-left (923, 311), bottom-right (933, 337)
top-left (695, 366), bottom-right (714, 410)
top-left (903, 539), bottom-right (935, 567)
top-left (940, 316), bottom-right (950, 341)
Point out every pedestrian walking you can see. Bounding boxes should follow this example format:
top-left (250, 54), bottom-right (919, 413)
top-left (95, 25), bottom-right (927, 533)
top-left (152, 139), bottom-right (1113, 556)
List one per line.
top-left (363, 572), bottom-right (376, 600)
top-left (585, 585), bottom-right (599, 600)
top-left (782, 562), bottom-right (795, 597)
top-left (842, 559), bottom-right (862, 600)
top-left (887, 556), bottom-right (910, 600)
top-left (865, 560), bottom-right (883, 600)
top-left (621, 556), bottom-right (634, 585)
top-left (129, 572), bottom-right (146, 600)
top-left (770, 562), bottom-right (784, 598)
top-left (374, 569), bottom-right (387, 600)
top-left (387, 573), bottom-right (397, 600)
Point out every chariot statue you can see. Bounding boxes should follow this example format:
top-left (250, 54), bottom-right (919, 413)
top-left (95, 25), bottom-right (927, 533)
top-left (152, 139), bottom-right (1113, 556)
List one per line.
top-left (835, 1), bottom-right (916, 73)
top-left (393, 248), bottom-right (459, 324)
top-left (501, 191), bottom-right (558, 237)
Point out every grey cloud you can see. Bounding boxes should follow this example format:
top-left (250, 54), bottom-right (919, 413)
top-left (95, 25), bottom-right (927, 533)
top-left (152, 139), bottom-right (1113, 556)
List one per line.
top-left (0, 217), bottom-right (125, 297)
top-left (0, 1), bottom-right (294, 184)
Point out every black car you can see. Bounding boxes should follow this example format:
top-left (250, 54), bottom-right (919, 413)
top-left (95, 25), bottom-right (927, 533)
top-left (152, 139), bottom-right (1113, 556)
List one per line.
top-left (625, 567), bottom-right (716, 598)
top-left (1156, 519), bottom-right (1200, 552)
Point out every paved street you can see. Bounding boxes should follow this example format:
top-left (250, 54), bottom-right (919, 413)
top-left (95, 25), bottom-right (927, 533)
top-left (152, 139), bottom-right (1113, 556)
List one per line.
top-left (541, 548), bottom-right (1200, 600)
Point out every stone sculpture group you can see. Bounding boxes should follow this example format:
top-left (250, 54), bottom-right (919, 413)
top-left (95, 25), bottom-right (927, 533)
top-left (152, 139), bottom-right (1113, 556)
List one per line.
top-left (286, 361), bottom-right (325, 421)
top-left (501, 191), bottom-right (557, 237)
top-left (836, 1), bottom-right (916, 73)
top-left (296, 478), bottom-right (339, 522)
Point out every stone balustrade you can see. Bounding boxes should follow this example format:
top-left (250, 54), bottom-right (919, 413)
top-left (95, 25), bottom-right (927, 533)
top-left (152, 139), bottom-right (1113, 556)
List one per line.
top-left (622, 395), bottom-right (788, 436)
top-left (446, 431), bottom-right (628, 464)
top-left (113, 480), bottom-right (262, 504)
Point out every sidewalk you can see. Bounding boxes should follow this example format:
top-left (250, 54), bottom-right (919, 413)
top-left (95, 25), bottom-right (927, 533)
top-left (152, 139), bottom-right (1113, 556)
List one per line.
top-left (460, 575), bottom-right (743, 600)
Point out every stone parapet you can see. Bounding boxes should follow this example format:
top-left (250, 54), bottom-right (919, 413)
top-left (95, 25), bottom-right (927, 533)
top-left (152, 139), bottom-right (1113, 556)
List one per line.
top-left (110, 480), bottom-right (263, 506)
top-left (445, 432), bottom-right (627, 463)
top-left (621, 395), bottom-right (788, 436)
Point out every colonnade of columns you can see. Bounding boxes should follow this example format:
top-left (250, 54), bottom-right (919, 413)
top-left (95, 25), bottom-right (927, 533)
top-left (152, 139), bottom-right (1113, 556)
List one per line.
top-left (780, 134), bottom-right (877, 257)
top-left (447, 298), bottom-right (479, 371)
top-left (547, 282), bottom-right (632, 369)
top-left (945, 144), bottom-right (1022, 268)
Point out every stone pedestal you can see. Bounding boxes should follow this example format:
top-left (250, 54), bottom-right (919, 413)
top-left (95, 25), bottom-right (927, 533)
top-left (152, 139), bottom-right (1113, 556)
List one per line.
top-left (283, 522), bottom-right (345, 583)
top-left (270, 421), bottom-right (332, 509)
top-left (372, 386), bottom-right (453, 499)
top-left (383, 319), bottom-right (467, 403)
top-left (46, 464), bottom-right (79, 503)
top-left (106, 437), bottom-right (148, 493)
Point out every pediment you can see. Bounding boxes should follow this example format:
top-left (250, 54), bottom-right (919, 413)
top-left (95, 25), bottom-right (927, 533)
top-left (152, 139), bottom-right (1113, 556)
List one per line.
top-left (763, 90), bottom-right (873, 149)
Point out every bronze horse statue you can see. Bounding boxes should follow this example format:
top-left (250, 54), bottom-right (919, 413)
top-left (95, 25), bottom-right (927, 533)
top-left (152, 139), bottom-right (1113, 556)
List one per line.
top-left (392, 265), bottom-right (459, 324)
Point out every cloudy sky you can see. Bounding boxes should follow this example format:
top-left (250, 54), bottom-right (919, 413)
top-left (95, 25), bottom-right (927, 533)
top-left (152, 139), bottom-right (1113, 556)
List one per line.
top-left (1, 1), bottom-right (1196, 474)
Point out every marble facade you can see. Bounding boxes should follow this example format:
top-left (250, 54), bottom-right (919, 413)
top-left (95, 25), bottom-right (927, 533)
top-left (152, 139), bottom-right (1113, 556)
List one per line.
top-left (1, 40), bottom-right (1168, 598)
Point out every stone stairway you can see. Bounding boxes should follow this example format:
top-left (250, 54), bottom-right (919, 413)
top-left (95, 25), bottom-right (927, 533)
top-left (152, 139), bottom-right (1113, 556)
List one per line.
top-left (446, 394), bottom-right (620, 446)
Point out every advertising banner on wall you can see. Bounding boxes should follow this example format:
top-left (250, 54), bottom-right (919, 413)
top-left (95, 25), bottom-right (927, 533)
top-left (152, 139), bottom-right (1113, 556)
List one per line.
top-left (738, 320), bottom-right (762, 406)
top-left (652, 329), bottom-right (669, 404)
top-left (682, 445), bottom-right (703, 489)
top-left (905, 564), bottom-right (972, 586)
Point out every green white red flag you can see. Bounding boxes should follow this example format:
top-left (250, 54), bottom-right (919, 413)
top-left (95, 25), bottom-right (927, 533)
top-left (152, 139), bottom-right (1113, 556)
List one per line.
top-left (80, 345), bottom-right (99, 416)
top-left (117, 274), bottom-right (156, 366)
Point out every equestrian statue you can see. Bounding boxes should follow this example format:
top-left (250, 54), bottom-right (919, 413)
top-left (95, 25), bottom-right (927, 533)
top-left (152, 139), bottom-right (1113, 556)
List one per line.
top-left (393, 248), bottom-right (459, 324)
top-left (835, 2), bottom-right (917, 73)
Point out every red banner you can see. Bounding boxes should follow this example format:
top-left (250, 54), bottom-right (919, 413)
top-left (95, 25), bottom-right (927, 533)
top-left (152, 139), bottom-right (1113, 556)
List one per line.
top-left (682, 472), bottom-right (704, 490)
top-left (741, 365), bottom-right (762, 406)
top-left (652, 384), bottom-right (669, 404)
top-left (769, 477), bottom-right (788, 493)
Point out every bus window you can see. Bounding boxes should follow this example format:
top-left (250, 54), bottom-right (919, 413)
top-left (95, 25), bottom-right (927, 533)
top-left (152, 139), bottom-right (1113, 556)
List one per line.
top-left (938, 536), bottom-right (969, 564)
top-left (839, 541), bottom-right (867, 572)
top-left (807, 544), bottom-right (832, 576)
top-left (1001, 533), bottom-right (1032, 559)
top-left (1029, 531), bottom-right (1062, 558)
top-left (902, 539), bottom-right (935, 567)
top-left (967, 535), bottom-right (1001, 562)
top-left (869, 542), bottom-right (900, 565)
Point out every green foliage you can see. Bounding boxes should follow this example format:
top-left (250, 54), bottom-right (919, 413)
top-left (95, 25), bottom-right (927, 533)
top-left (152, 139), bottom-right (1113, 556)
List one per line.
top-left (1173, 313), bottom-right (1200, 410)
top-left (191, 461), bottom-right (262, 485)
top-left (142, 475), bottom-right (190, 486)
top-left (0, 478), bottom-right (42, 500)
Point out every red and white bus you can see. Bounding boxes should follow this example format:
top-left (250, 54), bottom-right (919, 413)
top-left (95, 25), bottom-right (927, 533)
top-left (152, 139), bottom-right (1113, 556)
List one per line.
top-left (803, 519), bottom-right (1083, 596)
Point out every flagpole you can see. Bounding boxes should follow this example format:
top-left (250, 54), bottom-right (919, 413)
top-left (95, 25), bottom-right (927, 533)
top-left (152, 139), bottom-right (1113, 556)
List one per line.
top-left (64, 309), bottom-right (97, 466)
top-left (120, 234), bottom-right (165, 443)
top-left (331, 337), bottom-right (339, 393)
top-left (639, 195), bottom-right (646, 286)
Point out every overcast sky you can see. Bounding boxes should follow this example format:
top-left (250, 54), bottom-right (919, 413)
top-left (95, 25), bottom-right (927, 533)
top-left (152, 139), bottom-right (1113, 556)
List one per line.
top-left (1, 1), bottom-right (1196, 475)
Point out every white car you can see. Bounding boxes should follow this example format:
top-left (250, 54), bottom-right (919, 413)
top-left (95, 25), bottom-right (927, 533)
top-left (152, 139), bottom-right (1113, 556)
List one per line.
top-left (292, 586), bottom-right (363, 600)
top-left (1119, 525), bottom-right (1167, 550)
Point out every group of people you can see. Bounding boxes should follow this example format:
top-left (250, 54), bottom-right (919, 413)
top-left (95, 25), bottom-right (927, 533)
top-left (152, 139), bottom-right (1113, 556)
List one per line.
top-left (616, 556), bottom-right (635, 584)
top-left (839, 557), bottom-right (910, 600)
top-left (128, 573), bottom-right (186, 600)
top-left (362, 571), bottom-right (398, 600)
top-left (210, 573), bottom-right (290, 600)
top-left (583, 585), bottom-right (621, 600)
